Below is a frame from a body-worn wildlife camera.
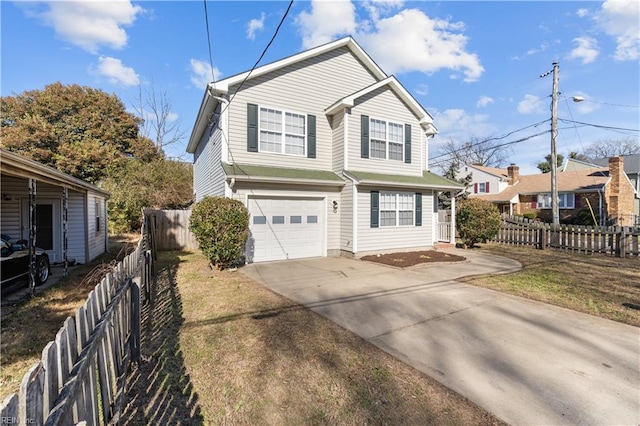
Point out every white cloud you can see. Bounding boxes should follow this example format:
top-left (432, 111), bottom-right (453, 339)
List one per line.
top-left (33, 1), bottom-right (144, 53)
top-left (517, 94), bottom-right (544, 115)
top-left (93, 56), bottom-right (139, 86)
top-left (415, 84), bottom-right (428, 96)
top-left (576, 8), bottom-right (589, 18)
top-left (477, 96), bottom-right (494, 108)
top-left (431, 108), bottom-right (493, 136)
top-left (296, 0), bottom-right (357, 48)
top-left (568, 36), bottom-right (599, 64)
top-left (190, 59), bottom-right (222, 89)
top-left (594, 0), bottom-right (640, 61)
top-left (295, 1), bottom-right (484, 82)
top-left (247, 12), bottom-right (266, 40)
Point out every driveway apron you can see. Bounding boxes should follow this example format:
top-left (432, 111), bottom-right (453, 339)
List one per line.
top-left (242, 251), bottom-right (640, 426)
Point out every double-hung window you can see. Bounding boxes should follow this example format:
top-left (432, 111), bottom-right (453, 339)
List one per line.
top-left (259, 107), bottom-right (306, 156)
top-left (370, 118), bottom-right (403, 161)
top-left (537, 192), bottom-right (575, 209)
top-left (380, 192), bottom-right (414, 226)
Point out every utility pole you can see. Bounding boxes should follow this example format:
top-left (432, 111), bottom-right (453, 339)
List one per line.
top-left (550, 62), bottom-right (559, 226)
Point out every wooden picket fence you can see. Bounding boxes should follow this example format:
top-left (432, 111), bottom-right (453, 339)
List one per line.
top-left (0, 221), bottom-right (154, 425)
top-left (494, 215), bottom-right (640, 258)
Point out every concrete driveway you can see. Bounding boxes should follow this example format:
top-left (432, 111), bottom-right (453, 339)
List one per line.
top-left (242, 250), bottom-right (640, 425)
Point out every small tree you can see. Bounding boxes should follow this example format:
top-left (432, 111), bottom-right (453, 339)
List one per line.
top-left (189, 196), bottom-right (249, 270)
top-left (456, 198), bottom-right (501, 248)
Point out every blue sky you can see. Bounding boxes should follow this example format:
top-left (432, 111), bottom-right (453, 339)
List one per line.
top-left (2, 0), bottom-right (639, 174)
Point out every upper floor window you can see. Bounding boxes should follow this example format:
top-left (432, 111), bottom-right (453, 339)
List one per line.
top-left (537, 193), bottom-right (575, 209)
top-left (259, 107), bottom-right (306, 156)
top-left (369, 118), bottom-right (404, 161)
top-left (474, 182), bottom-right (490, 193)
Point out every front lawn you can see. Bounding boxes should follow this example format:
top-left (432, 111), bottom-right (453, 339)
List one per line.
top-left (120, 251), bottom-right (503, 425)
top-left (465, 243), bottom-right (640, 327)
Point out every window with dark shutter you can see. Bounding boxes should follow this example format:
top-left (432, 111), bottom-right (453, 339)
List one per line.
top-left (370, 191), bottom-right (379, 228)
top-left (361, 115), bottom-right (370, 158)
top-left (247, 103), bottom-right (258, 152)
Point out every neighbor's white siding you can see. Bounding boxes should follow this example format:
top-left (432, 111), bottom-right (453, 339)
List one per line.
top-left (348, 86), bottom-right (424, 176)
top-left (461, 166), bottom-right (507, 195)
top-left (67, 190), bottom-right (87, 263)
top-left (87, 193), bottom-right (107, 262)
top-left (231, 184), bottom-right (342, 255)
top-left (194, 121), bottom-right (225, 201)
top-left (226, 47), bottom-right (379, 171)
top-left (356, 187), bottom-right (434, 253)
top-left (0, 176), bottom-right (25, 239)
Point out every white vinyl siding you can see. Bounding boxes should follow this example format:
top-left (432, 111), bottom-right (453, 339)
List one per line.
top-left (340, 180), bottom-right (354, 251)
top-left (226, 46), bottom-right (378, 170)
top-left (67, 191), bottom-right (87, 263)
top-left (331, 113), bottom-right (344, 173)
top-left (349, 86), bottom-right (423, 176)
top-left (357, 188), bottom-right (433, 253)
top-left (194, 120), bottom-right (224, 200)
top-left (88, 194), bottom-right (107, 262)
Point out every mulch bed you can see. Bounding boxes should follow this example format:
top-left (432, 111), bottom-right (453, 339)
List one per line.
top-left (361, 250), bottom-right (466, 268)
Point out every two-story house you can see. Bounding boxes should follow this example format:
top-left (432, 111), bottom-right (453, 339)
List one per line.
top-left (186, 37), bottom-right (462, 263)
top-left (457, 164), bottom-right (517, 198)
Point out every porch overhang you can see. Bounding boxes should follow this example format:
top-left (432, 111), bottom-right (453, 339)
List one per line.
top-left (222, 163), bottom-right (345, 187)
top-left (344, 170), bottom-right (463, 191)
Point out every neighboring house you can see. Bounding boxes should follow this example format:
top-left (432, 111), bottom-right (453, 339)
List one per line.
top-left (564, 154), bottom-right (640, 218)
top-left (470, 156), bottom-right (637, 226)
top-left (457, 164), bottom-right (516, 195)
top-left (0, 149), bottom-right (109, 264)
top-left (187, 37), bottom-right (462, 263)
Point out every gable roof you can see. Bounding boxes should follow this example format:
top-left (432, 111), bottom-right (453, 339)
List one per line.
top-left (466, 164), bottom-right (509, 179)
top-left (325, 76), bottom-right (437, 134)
top-left (473, 167), bottom-right (609, 203)
top-left (187, 37), bottom-right (388, 153)
top-left (589, 153), bottom-right (640, 175)
top-left (0, 148), bottom-right (110, 197)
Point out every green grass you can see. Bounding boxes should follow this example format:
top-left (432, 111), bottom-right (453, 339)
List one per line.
top-left (465, 243), bottom-right (640, 326)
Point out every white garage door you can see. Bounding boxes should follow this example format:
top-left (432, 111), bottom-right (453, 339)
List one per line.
top-left (247, 197), bottom-right (324, 262)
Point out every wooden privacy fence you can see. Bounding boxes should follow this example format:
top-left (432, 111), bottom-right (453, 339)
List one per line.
top-left (0, 226), bottom-right (154, 425)
top-left (494, 215), bottom-right (640, 258)
top-left (143, 208), bottom-right (198, 251)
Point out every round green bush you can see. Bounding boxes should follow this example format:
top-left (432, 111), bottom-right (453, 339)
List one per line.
top-left (456, 198), bottom-right (501, 248)
top-left (189, 196), bottom-right (249, 270)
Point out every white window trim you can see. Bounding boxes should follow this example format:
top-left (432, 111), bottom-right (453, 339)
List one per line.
top-left (258, 105), bottom-right (307, 157)
top-left (380, 191), bottom-right (414, 227)
top-left (537, 192), bottom-right (575, 209)
top-left (369, 116), bottom-right (404, 162)
top-left (478, 182), bottom-right (487, 193)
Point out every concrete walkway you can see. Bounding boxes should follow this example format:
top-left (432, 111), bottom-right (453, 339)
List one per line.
top-left (242, 250), bottom-right (640, 425)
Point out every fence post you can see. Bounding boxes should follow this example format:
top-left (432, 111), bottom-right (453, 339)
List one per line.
top-left (130, 278), bottom-right (141, 363)
top-left (538, 228), bottom-right (546, 250)
top-left (616, 228), bottom-right (626, 258)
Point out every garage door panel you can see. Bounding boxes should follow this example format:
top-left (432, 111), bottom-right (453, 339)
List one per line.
top-left (248, 197), bottom-right (324, 262)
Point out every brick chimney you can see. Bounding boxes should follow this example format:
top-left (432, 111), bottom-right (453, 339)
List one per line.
top-left (507, 164), bottom-right (519, 185)
top-left (607, 156), bottom-right (634, 226)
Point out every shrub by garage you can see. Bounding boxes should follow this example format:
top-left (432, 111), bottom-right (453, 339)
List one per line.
top-left (189, 196), bottom-right (250, 270)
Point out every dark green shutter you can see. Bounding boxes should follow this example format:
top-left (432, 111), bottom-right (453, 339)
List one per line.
top-left (370, 191), bottom-right (379, 228)
top-left (415, 192), bottom-right (422, 226)
top-left (361, 115), bottom-right (369, 158)
top-left (307, 114), bottom-right (316, 158)
top-left (404, 124), bottom-right (411, 163)
top-left (247, 103), bottom-right (258, 152)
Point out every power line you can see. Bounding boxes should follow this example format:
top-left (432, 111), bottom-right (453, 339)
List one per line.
top-left (428, 119), bottom-right (550, 163)
top-left (220, 0), bottom-right (294, 115)
top-left (557, 118), bottom-right (639, 133)
top-left (203, 0), bottom-right (216, 87)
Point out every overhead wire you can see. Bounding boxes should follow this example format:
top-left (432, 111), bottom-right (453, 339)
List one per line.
top-left (203, 0), bottom-right (217, 89)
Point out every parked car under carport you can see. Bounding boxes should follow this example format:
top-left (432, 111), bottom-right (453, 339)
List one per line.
top-left (0, 236), bottom-right (50, 295)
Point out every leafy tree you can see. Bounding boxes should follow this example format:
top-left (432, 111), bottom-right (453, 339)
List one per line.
top-left (582, 137), bottom-right (640, 160)
top-left (438, 160), bottom-right (471, 209)
top-left (435, 136), bottom-right (512, 175)
top-left (102, 159), bottom-right (193, 233)
top-left (536, 153), bottom-right (564, 173)
top-left (0, 82), bottom-right (160, 183)
top-left (456, 198), bottom-right (501, 249)
top-left (189, 197), bottom-right (249, 270)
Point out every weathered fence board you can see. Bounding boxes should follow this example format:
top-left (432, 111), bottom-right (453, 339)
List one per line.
top-left (1, 224), bottom-right (154, 426)
top-left (495, 215), bottom-right (640, 258)
top-left (143, 208), bottom-right (198, 251)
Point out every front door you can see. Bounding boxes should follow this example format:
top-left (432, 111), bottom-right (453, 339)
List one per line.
top-left (21, 199), bottom-right (61, 263)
